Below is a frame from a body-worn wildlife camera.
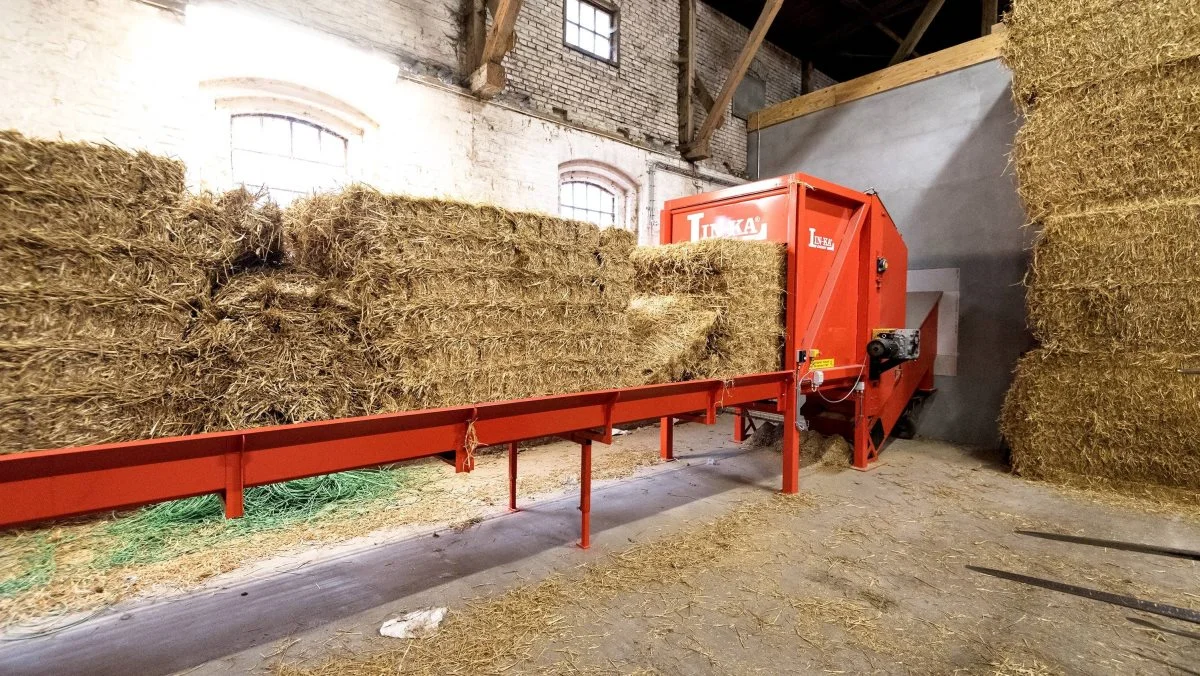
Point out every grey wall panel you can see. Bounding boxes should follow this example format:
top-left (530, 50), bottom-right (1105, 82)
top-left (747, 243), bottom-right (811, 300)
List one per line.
top-left (748, 60), bottom-right (1033, 447)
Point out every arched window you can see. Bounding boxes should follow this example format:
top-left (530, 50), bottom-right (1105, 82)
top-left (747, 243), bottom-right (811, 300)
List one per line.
top-left (558, 160), bottom-right (637, 231)
top-left (230, 114), bottom-right (348, 205)
top-left (560, 180), bottom-right (617, 227)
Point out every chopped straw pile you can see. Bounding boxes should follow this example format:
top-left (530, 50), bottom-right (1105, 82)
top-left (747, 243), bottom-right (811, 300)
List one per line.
top-left (1000, 1), bottom-right (1200, 491)
top-left (631, 239), bottom-right (785, 382)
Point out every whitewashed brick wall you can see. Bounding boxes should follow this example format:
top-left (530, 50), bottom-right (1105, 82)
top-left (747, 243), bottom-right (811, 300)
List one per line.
top-left (0, 0), bottom-right (831, 241)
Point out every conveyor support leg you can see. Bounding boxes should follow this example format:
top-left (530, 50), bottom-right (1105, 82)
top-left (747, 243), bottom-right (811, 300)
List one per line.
top-left (659, 416), bottom-right (674, 461)
top-left (508, 441), bottom-right (519, 512)
top-left (733, 408), bottom-right (746, 443)
top-left (578, 440), bottom-right (592, 549)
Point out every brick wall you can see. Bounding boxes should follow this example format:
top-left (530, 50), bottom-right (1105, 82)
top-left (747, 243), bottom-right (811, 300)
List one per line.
top-left (502, 0), bottom-right (835, 176)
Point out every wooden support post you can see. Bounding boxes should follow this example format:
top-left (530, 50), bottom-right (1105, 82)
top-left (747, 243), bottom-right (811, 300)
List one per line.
top-left (659, 416), bottom-right (674, 461)
top-left (682, 0), bottom-right (784, 161)
top-left (223, 437), bottom-right (245, 518)
top-left (508, 441), bottom-right (519, 512)
top-left (578, 440), bottom-right (592, 549)
top-left (677, 0), bottom-right (696, 146)
top-left (981, 0), bottom-right (998, 36)
top-left (889, 0), bottom-right (946, 66)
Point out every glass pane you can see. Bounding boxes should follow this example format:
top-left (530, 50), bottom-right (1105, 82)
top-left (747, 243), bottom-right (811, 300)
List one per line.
top-left (595, 36), bottom-right (611, 59)
top-left (573, 182), bottom-right (587, 206)
top-left (565, 23), bottom-right (579, 47)
top-left (292, 122), bottom-right (321, 162)
top-left (260, 116), bottom-right (292, 154)
top-left (231, 116), bottom-right (261, 151)
top-left (602, 191), bottom-right (615, 214)
top-left (320, 131), bottom-right (347, 166)
top-left (587, 184), bottom-right (604, 210)
top-left (595, 9), bottom-right (610, 36)
top-left (560, 183), bottom-right (572, 205)
top-left (565, 0), bottom-right (579, 24)
top-left (577, 30), bottom-right (594, 55)
top-left (579, 3), bottom-right (594, 30)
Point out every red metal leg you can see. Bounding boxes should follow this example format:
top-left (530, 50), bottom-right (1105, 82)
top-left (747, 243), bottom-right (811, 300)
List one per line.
top-left (659, 416), bottom-right (674, 461)
top-left (852, 393), bottom-right (872, 470)
top-left (733, 407), bottom-right (746, 443)
top-left (781, 390), bottom-right (800, 494)
top-left (223, 439), bottom-right (244, 518)
top-left (507, 441), bottom-right (519, 512)
top-left (578, 441), bottom-right (592, 549)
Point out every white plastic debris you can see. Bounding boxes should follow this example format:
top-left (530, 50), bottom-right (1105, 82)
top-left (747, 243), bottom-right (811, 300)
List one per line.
top-left (379, 607), bottom-right (447, 639)
top-left (611, 427), bottom-right (631, 436)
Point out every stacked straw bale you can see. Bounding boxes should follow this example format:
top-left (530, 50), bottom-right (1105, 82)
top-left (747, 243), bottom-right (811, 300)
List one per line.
top-left (0, 132), bottom-right (285, 452)
top-left (1000, 1), bottom-right (1200, 491)
top-left (181, 271), bottom-right (373, 431)
top-left (286, 185), bottom-right (640, 410)
top-left (631, 239), bottom-right (785, 382)
top-left (0, 132), bottom-right (199, 453)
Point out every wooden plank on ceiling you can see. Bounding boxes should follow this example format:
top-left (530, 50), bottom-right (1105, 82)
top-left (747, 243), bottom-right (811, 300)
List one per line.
top-left (748, 26), bottom-right (1006, 131)
top-left (889, 0), bottom-right (946, 66)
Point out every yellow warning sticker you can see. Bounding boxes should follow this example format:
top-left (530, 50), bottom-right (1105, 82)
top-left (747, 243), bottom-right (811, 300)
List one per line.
top-left (811, 358), bottom-right (835, 369)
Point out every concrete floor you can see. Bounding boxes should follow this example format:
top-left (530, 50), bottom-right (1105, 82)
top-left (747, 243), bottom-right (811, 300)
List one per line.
top-left (0, 417), bottom-right (1196, 675)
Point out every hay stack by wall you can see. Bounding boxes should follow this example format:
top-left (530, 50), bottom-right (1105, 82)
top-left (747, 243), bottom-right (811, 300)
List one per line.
top-left (1001, 2), bottom-right (1200, 490)
top-left (1003, 0), bottom-right (1200, 105)
top-left (0, 132), bottom-right (199, 453)
top-left (287, 185), bottom-right (639, 410)
top-left (631, 239), bottom-right (785, 380)
top-left (0, 132), bottom-right (285, 452)
top-left (1001, 350), bottom-right (1200, 490)
top-left (1014, 62), bottom-right (1200, 218)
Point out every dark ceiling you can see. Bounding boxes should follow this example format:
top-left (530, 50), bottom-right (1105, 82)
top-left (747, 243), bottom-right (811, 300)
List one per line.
top-left (704, 0), bottom-right (1012, 83)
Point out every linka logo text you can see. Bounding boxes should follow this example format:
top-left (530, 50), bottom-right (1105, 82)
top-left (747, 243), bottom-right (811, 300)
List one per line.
top-left (808, 228), bottom-right (834, 252)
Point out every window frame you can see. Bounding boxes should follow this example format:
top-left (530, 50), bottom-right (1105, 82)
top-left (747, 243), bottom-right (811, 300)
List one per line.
top-left (229, 113), bottom-right (349, 205)
top-left (562, 0), bottom-right (619, 66)
top-left (559, 179), bottom-right (620, 228)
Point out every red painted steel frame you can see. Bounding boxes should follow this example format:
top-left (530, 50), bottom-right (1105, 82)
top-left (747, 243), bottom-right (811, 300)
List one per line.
top-left (0, 372), bottom-right (790, 531)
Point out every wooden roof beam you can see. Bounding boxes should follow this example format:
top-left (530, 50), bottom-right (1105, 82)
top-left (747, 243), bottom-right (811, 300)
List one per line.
top-left (469, 0), bottom-right (524, 99)
top-left (681, 0), bottom-right (785, 161)
top-left (888, 0), bottom-right (945, 66)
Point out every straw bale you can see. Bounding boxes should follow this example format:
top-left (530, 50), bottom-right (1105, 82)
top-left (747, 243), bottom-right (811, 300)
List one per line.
top-left (1024, 200), bottom-right (1200, 353)
top-left (1013, 61), bottom-right (1200, 216)
top-left (0, 130), bottom-right (185, 208)
top-left (0, 132), bottom-right (202, 453)
top-left (1003, 0), bottom-right (1200, 104)
top-left (182, 270), bottom-right (374, 431)
top-left (286, 185), bottom-right (640, 410)
top-left (632, 239), bottom-right (785, 380)
top-left (1001, 348), bottom-right (1200, 490)
top-left (174, 188), bottom-right (286, 285)
top-left (628, 295), bottom-right (720, 384)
